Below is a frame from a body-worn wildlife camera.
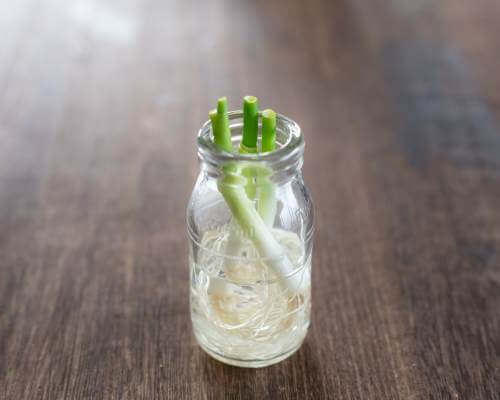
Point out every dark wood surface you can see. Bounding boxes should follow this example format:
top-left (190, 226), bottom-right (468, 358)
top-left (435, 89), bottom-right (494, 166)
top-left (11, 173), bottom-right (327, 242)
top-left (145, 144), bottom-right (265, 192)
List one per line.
top-left (1, 0), bottom-right (500, 398)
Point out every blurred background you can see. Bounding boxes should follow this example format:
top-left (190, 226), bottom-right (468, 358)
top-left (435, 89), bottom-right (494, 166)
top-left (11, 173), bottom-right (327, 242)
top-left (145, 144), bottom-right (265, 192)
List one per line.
top-left (1, 0), bottom-right (499, 398)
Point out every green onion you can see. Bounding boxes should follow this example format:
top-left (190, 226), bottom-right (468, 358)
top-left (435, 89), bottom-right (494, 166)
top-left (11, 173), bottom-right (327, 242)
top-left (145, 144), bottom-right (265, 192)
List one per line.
top-left (240, 96), bottom-right (259, 153)
top-left (209, 96), bottom-right (302, 292)
top-left (258, 109), bottom-right (277, 226)
top-left (210, 97), bottom-right (232, 152)
top-left (261, 109), bottom-right (276, 152)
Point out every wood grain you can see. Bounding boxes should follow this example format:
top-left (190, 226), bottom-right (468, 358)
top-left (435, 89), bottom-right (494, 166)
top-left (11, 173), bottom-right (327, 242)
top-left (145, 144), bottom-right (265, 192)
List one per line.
top-left (1, 0), bottom-right (499, 398)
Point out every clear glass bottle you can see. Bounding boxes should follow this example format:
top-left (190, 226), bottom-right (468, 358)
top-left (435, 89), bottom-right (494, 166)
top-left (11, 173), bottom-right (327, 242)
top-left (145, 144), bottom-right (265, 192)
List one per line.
top-left (187, 111), bottom-right (314, 368)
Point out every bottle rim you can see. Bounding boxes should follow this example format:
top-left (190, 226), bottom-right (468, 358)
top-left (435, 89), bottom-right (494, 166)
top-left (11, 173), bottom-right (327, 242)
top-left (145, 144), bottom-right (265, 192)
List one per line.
top-left (197, 110), bottom-right (304, 168)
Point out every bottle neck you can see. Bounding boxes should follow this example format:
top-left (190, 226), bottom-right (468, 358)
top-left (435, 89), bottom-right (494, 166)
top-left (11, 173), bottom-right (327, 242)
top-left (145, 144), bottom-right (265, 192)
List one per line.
top-left (197, 111), bottom-right (304, 184)
top-left (200, 157), bottom-right (303, 185)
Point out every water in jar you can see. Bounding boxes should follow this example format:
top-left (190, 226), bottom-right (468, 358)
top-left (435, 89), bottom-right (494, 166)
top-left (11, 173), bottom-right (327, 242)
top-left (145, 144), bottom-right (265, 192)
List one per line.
top-left (190, 223), bottom-right (311, 366)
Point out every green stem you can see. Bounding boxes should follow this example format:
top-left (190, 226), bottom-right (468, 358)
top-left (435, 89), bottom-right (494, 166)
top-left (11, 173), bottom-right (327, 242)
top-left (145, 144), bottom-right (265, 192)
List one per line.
top-left (240, 96), bottom-right (259, 153)
top-left (211, 97), bottom-right (233, 152)
top-left (259, 109), bottom-right (277, 226)
top-left (240, 97), bottom-right (259, 197)
top-left (261, 109), bottom-right (276, 152)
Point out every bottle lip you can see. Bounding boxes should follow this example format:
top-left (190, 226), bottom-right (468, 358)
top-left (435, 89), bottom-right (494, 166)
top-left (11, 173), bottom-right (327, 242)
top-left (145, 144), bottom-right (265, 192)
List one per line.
top-left (197, 110), bottom-right (304, 167)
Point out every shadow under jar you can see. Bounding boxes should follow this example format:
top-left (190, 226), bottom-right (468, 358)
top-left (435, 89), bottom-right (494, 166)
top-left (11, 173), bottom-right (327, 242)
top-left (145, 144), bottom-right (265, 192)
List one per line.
top-left (187, 111), bottom-right (314, 368)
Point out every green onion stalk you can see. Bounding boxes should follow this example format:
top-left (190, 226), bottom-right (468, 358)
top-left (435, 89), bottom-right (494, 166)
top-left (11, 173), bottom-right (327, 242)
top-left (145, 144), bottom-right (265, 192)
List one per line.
top-left (208, 96), bottom-right (304, 292)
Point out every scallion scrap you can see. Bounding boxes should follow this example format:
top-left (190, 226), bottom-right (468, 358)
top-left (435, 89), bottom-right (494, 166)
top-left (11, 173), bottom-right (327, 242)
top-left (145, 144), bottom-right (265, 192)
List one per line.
top-left (261, 109), bottom-right (276, 153)
top-left (211, 97), bottom-right (232, 152)
top-left (240, 96), bottom-right (259, 153)
top-left (209, 96), bottom-right (303, 292)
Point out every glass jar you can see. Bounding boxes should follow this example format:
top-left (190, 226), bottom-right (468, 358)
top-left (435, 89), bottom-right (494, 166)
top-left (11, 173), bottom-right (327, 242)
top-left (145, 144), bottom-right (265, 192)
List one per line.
top-left (187, 111), bottom-right (314, 368)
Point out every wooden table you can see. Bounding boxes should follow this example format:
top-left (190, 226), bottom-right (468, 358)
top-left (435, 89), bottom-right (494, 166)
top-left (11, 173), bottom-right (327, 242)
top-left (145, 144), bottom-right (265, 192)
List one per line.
top-left (1, 0), bottom-right (499, 398)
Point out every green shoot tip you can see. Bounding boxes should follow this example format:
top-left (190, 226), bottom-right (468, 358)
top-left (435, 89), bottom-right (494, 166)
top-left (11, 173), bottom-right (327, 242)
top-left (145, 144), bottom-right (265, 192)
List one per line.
top-left (217, 97), bottom-right (228, 113)
top-left (262, 109), bottom-right (276, 119)
top-left (243, 95), bottom-right (258, 104)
